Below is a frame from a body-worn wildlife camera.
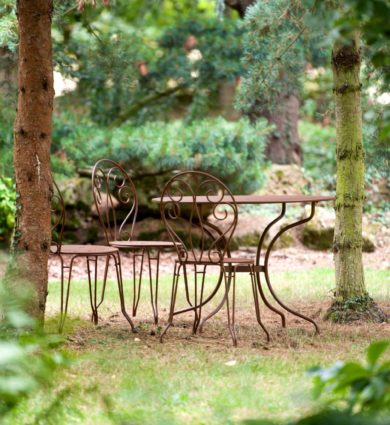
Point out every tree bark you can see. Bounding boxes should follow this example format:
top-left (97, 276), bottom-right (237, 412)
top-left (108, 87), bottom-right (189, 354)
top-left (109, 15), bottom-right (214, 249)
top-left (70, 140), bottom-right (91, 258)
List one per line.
top-left (248, 94), bottom-right (301, 164)
top-left (9, 0), bottom-right (54, 319)
top-left (327, 35), bottom-right (386, 322)
top-left (332, 36), bottom-right (365, 300)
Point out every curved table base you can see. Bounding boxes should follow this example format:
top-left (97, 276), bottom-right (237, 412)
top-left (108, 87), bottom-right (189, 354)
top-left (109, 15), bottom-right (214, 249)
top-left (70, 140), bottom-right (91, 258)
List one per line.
top-left (259, 202), bottom-right (320, 334)
top-left (165, 201), bottom-right (321, 338)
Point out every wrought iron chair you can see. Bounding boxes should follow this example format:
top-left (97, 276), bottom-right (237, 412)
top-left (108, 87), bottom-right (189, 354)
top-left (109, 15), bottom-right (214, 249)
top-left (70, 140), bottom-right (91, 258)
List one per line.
top-left (50, 180), bottom-right (134, 333)
top-left (92, 159), bottom-right (175, 325)
top-left (159, 170), bottom-right (269, 346)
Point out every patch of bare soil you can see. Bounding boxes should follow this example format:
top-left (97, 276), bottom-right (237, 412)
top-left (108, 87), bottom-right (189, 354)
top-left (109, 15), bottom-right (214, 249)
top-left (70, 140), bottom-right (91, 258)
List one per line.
top-left (48, 245), bottom-right (389, 281)
top-left (65, 300), bottom-right (390, 354)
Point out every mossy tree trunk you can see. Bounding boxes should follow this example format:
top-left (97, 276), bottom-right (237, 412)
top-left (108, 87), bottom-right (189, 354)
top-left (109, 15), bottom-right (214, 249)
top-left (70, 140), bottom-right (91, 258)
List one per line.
top-left (327, 34), bottom-right (386, 322)
top-left (8, 0), bottom-right (54, 320)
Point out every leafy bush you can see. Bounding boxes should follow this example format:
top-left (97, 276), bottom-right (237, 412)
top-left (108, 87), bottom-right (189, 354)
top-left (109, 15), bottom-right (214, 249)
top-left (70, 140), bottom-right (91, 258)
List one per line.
top-left (0, 177), bottom-right (16, 242)
top-left (244, 341), bottom-right (390, 425)
top-left (0, 279), bottom-right (69, 419)
top-left (307, 340), bottom-right (390, 414)
top-left (52, 115), bottom-right (271, 194)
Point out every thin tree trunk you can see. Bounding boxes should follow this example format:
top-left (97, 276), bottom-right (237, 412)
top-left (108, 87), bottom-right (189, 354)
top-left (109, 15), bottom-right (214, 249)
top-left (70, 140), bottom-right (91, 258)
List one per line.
top-left (332, 36), bottom-right (365, 299)
top-left (327, 34), bottom-right (386, 322)
top-left (9, 0), bottom-right (54, 319)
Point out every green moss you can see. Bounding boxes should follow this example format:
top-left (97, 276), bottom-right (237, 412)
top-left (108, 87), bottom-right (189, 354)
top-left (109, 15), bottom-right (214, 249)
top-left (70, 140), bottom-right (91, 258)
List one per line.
top-left (362, 236), bottom-right (375, 253)
top-left (302, 226), bottom-right (333, 250)
top-left (325, 295), bottom-right (387, 323)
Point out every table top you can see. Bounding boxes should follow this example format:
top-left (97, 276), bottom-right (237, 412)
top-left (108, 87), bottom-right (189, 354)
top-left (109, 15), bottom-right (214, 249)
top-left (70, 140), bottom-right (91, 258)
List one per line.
top-left (152, 195), bottom-right (335, 205)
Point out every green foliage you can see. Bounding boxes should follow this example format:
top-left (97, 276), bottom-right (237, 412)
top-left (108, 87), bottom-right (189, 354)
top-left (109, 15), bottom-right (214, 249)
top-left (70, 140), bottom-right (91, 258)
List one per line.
top-left (0, 96), bottom-right (15, 178)
top-left (299, 121), bottom-right (336, 188)
top-left (52, 115), bottom-right (271, 193)
top-left (0, 279), bottom-right (69, 419)
top-left (306, 0), bottom-right (390, 85)
top-left (245, 341), bottom-right (390, 425)
top-left (0, 1), bottom-right (17, 52)
top-left (238, 0), bottom-right (328, 114)
top-left (300, 116), bottom-right (389, 202)
top-left (307, 340), bottom-right (390, 414)
top-left (0, 177), bottom-right (15, 241)
top-left (244, 410), bottom-right (388, 425)
top-left (54, 15), bottom-right (243, 124)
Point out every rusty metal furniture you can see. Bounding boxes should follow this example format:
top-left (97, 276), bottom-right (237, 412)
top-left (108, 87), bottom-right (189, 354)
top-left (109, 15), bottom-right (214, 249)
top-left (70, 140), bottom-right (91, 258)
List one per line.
top-left (92, 159), bottom-right (175, 325)
top-left (50, 181), bottom-right (134, 333)
top-left (158, 171), bottom-right (270, 346)
top-left (154, 193), bottom-right (335, 336)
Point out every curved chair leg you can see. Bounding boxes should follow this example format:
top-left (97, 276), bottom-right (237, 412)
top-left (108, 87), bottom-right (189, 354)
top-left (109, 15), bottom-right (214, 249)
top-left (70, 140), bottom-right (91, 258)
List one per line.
top-left (198, 267), bottom-right (232, 333)
top-left (59, 254), bottom-right (65, 321)
top-left (146, 249), bottom-right (160, 325)
top-left (224, 266), bottom-right (237, 347)
top-left (59, 255), bottom-right (76, 333)
top-left (132, 249), bottom-right (145, 317)
top-left (96, 255), bottom-right (110, 310)
top-left (160, 263), bottom-right (181, 343)
top-left (250, 266), bottom-right (270, 342)
top-left (181, 263), bottom-right (193, 308)
top-left (192, 265), bottom-right (206, 335)
top-left (112, 252), bottom-right (135, 332)
top-left (86, 256), bottom-right (99, 325)
top-left (174, 269), bottom-right (224, 316)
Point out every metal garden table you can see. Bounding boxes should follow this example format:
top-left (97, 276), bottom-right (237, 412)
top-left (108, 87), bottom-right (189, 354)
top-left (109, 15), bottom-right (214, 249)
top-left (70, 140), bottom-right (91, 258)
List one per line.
top-left (153, 194), bottom-right (335, 333)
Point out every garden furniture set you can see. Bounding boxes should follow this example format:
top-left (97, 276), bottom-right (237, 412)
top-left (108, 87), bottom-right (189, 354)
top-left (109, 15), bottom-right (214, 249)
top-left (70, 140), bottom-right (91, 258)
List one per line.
top-left (51, 160), bottom-right (334, 345)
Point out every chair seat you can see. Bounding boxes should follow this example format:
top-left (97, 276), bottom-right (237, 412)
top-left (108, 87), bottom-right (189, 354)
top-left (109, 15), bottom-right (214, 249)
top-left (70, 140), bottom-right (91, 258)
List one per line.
top-left (51, 244), bottom-right (118, 256)
top-left (177, 257), bottom-right (254, 265)
top-left (109, 240), bottom-right (176, 248)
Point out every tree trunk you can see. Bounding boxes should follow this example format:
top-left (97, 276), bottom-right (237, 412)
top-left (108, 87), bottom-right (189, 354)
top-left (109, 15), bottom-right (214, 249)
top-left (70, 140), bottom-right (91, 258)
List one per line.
top-left (249, 94), bottom-right (301, 164)
top-left (333, 36), bottom-right (365, 298)
top-left (326, 34), bottom-right (386, 323)
top-left (9, 0), bottom-right (54, 319)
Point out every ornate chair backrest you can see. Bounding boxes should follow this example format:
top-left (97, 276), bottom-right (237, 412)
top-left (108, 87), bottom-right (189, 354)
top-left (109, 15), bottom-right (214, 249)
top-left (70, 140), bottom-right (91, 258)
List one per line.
top-left (160, 171), bottom-right (238, 264)
top-left (51, 180), bottom-right (65, 255)
top-left (92, 159), bottom-right (138, 244)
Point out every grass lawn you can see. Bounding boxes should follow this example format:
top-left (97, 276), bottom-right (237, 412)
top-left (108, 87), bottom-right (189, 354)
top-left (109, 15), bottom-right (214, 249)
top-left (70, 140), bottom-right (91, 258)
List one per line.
top-left (3, 267), bottom-right (390, 425)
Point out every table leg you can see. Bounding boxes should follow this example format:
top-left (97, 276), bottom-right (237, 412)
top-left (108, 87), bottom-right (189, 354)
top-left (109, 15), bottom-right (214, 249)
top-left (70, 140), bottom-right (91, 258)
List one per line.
top-left (262, 202), bottom-right (320, 334)
top-left (255, 205), bottom-right (287, 327)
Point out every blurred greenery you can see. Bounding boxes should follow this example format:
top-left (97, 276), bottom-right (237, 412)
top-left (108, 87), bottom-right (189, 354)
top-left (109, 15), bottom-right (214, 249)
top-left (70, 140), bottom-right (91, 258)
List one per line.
top-left (245, 340), bottom-right (390, 424)
top-left (0, 176), bottom-right (15, 241)
top-left (308, 340), bottom-right (390, 414)
top-left (54, 15), bottom-right (243, 124)
top-left (0, 278), bottom-right (69, 419)
top-left (52, 115), bottom-right (270, 193)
